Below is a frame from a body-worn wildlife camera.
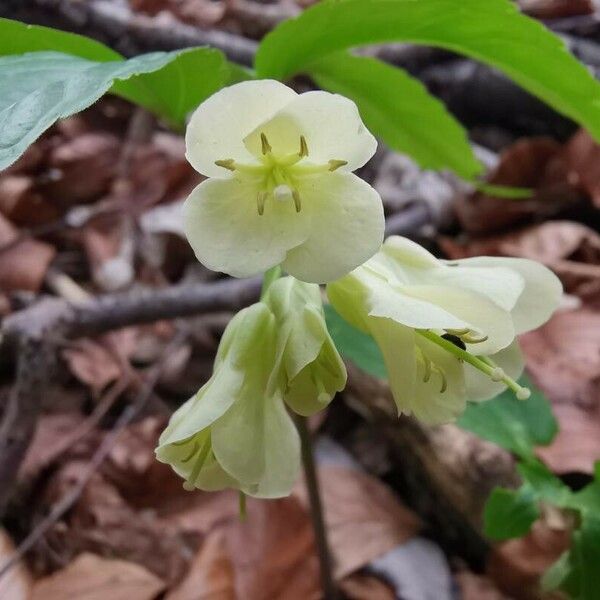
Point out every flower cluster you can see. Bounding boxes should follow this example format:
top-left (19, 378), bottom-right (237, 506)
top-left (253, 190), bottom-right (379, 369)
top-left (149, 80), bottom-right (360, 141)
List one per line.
top-left (158, 80), bottom-right (562, 497)
top-left (156, 277), bottom-right (346, 498)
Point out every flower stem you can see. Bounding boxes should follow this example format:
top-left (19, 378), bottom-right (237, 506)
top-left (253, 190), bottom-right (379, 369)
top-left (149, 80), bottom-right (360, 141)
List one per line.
top-left (261, 265), bottom-right (282, 298)
top-left (295, 415), bottom-right (337, 600)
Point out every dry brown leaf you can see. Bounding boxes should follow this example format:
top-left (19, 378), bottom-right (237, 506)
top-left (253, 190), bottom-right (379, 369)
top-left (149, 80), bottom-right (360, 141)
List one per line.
top-left (62, 329), bottom-right (138, 393)
top-left (295, 465), bottom-right (421, 579)
top-left (40, 133), bottom-right (120, 208)
top-left (518, 0), bottom-right (594, 18)
top-left (338, 572), bottom-right (396, 600)
top-left (31, 553), bottom-right (165, 600)
top-left (558, 130), bottom-right (600, 208)
top-left (0, 212), bottom-right (56, 292)
top-left (487, 518), bottom-right (570, 600)
top-left (165, 529), bottom-right (235, 600)
top-left (455, 569), bottom-right (513, 600)
top-left (520, 309), bottom-right (600, 473)
top-left (0, 528), bottom-right (32, 600)
top-left (225, 496), bottom-right (320, 600)
top-left (0, 175), bottom-right (58, 226)
top-left (455, 138), bottom-right (576, 235)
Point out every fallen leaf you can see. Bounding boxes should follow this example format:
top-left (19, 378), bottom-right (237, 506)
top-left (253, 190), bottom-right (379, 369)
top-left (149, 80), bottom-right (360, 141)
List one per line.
top-left (518, 0), bottom-right (594, 18)
top-left (558, 129), bottom-right (600, 208)
top-left (31, 553), bottom-right (165, 600)
top-left (0, 212), bottom-right (56, 292)
top-left (338, 572), bottom-right (396, 600)
top-left (487, 518), bottom-right (571, 600)
top-left (0, 175), bottom-right (58, 226)
top-left (0, 528), bottom-right (32, 600)
top-left (226, 496), bottom-right (320, 600)
top-left (520, 309), bottom-right (600, 474)
top-left (165, 529), bottom-right (235, 600)
top-left (295, 465), bottom-right (421, 579)
top-left (455, 569), bottom-right (512, 600)
top-left (62, 329), bottom-right (138, 393)
top-left (455, 138), bottom-right (577, 235)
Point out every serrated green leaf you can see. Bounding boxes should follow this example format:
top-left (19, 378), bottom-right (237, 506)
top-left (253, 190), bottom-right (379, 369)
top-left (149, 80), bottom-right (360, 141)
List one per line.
top-left (324, 305), bottom-right (387, 379)
top-left (0, 49), bottom-right (226, 170)
top-left (256, 0), bottom-right (600, 143)
top-left (457, 376), bottom-right (558, 458)
top-left (309, 52), bottom-right (481, 179)
top-left (484, 486), bottom-right (539, 540)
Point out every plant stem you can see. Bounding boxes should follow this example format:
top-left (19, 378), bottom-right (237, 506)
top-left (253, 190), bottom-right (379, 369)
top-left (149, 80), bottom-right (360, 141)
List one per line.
top-left (260, 265), bottom-right (282, 298)
top-left (295, 415), bottom-right (337, 600)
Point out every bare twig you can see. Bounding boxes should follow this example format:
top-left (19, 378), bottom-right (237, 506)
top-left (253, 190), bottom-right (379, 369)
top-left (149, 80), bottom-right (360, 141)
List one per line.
top-left (0, 331), bottom-right (186, 581)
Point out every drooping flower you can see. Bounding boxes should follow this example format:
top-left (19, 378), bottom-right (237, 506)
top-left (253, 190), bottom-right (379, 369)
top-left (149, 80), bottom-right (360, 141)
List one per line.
top-left (156, 277), bottom-right (346, 497)
top-left (184, 80), bottom-right (384, 283)
top-left (326, 236), bottom-right (562, 424)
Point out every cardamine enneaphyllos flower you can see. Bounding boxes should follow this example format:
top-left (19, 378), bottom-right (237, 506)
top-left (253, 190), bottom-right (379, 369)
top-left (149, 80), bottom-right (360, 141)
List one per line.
top-left (184, 80), bottom-right (384, 283)
top-left (156, 277), bottom-right (346, 497)
top-left (327, 236), bottom-right (562, 424)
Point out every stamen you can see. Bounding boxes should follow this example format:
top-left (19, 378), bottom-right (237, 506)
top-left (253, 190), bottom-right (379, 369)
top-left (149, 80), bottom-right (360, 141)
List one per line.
top-left (299, 135), bottom-right (309, 158)
top-left (445, 327), bottom-right (470, 336)
top-left (422, 355), bottom-right (432, 382)
top-left (181, 440), bottom-right (200, 463)
top-left (215, 159), bottom-right (236, 171)
top-left (328, 159), bottom-right (348, 172)
top-left (417, 329), bottom-right (532, 402)
top-left (257, 190), bottom-right (268, 216)
top-left (183, 438), bottom-right (211, 492)
top-left (434, 366), bottom-right (447, 393)
top-left (260, 132), bottom-right (272, 155)
top-left (292, 189), bottom-right (302, 212)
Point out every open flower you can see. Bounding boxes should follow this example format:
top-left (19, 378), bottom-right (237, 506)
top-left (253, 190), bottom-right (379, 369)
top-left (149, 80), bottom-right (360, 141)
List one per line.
top-left (156, 277), bottom-right (346, 497)
top-left (184, 80), bottom-right (384, 283)
top-left (327, 236), bottom-right (562, 424)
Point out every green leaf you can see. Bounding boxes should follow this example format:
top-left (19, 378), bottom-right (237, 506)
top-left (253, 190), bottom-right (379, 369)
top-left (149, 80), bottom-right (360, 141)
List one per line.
top-left (309, 52), bottom-right (481, 179)
top-left (457, 376), bottom-right (558, 458)
top-left (324, 305), bottom-right (387, 379)
top-left (0, 18), bottom-right (228, 127)
top-left (517, 460), bottom-right (572, 508)
top-left (483, 486), bottom-right (539, 540)
top-left (256, 0), bottom-right (600, 143)
top-left (0, 49), bottom-right (225, 170)
top-left (545, 517), bottom-right (600, 600)
top-left (0, 17), bottom-right (121, 60)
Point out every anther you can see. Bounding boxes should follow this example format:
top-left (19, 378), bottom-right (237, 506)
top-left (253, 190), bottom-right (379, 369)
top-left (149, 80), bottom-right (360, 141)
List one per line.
top-left (260, 132), bottom-right (272, 155)
top-left (462, 333), bottom-right (489, 344)
top-left (299, 135), bottom-right (309, 158)
top-left (257, 190), bottom-right (268, 216)
top-left (328, 159), bottom-right (348, 172)
top-left (292, 189), bottom-right (302, 212)
top-left (215, 159), bottom-right (236, 171)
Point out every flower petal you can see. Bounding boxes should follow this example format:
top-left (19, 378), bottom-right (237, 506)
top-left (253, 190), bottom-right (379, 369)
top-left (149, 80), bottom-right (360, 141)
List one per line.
top-left (464, 340), bottom-right (525, 402)
top-left (368, 317), bottom-right (417, 416)
top-left (453, 257), bottom-right (562, 334)
top-left (244, 91), bottom-right (376, 170)
top-left (382, 236), bottom-right (441, 269)
top-left (185, 79), bottom-right (297, 178)
top-left (402, 284), bottom-right (515, 354)
top-left (185, 177), bottom-right (310, 278)
top-left (212, 390), bottom-right (301, 498)
top-left (413, 335), bottom-right (466, 425)
top-left (282, 172), bottom-right (384, 283)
